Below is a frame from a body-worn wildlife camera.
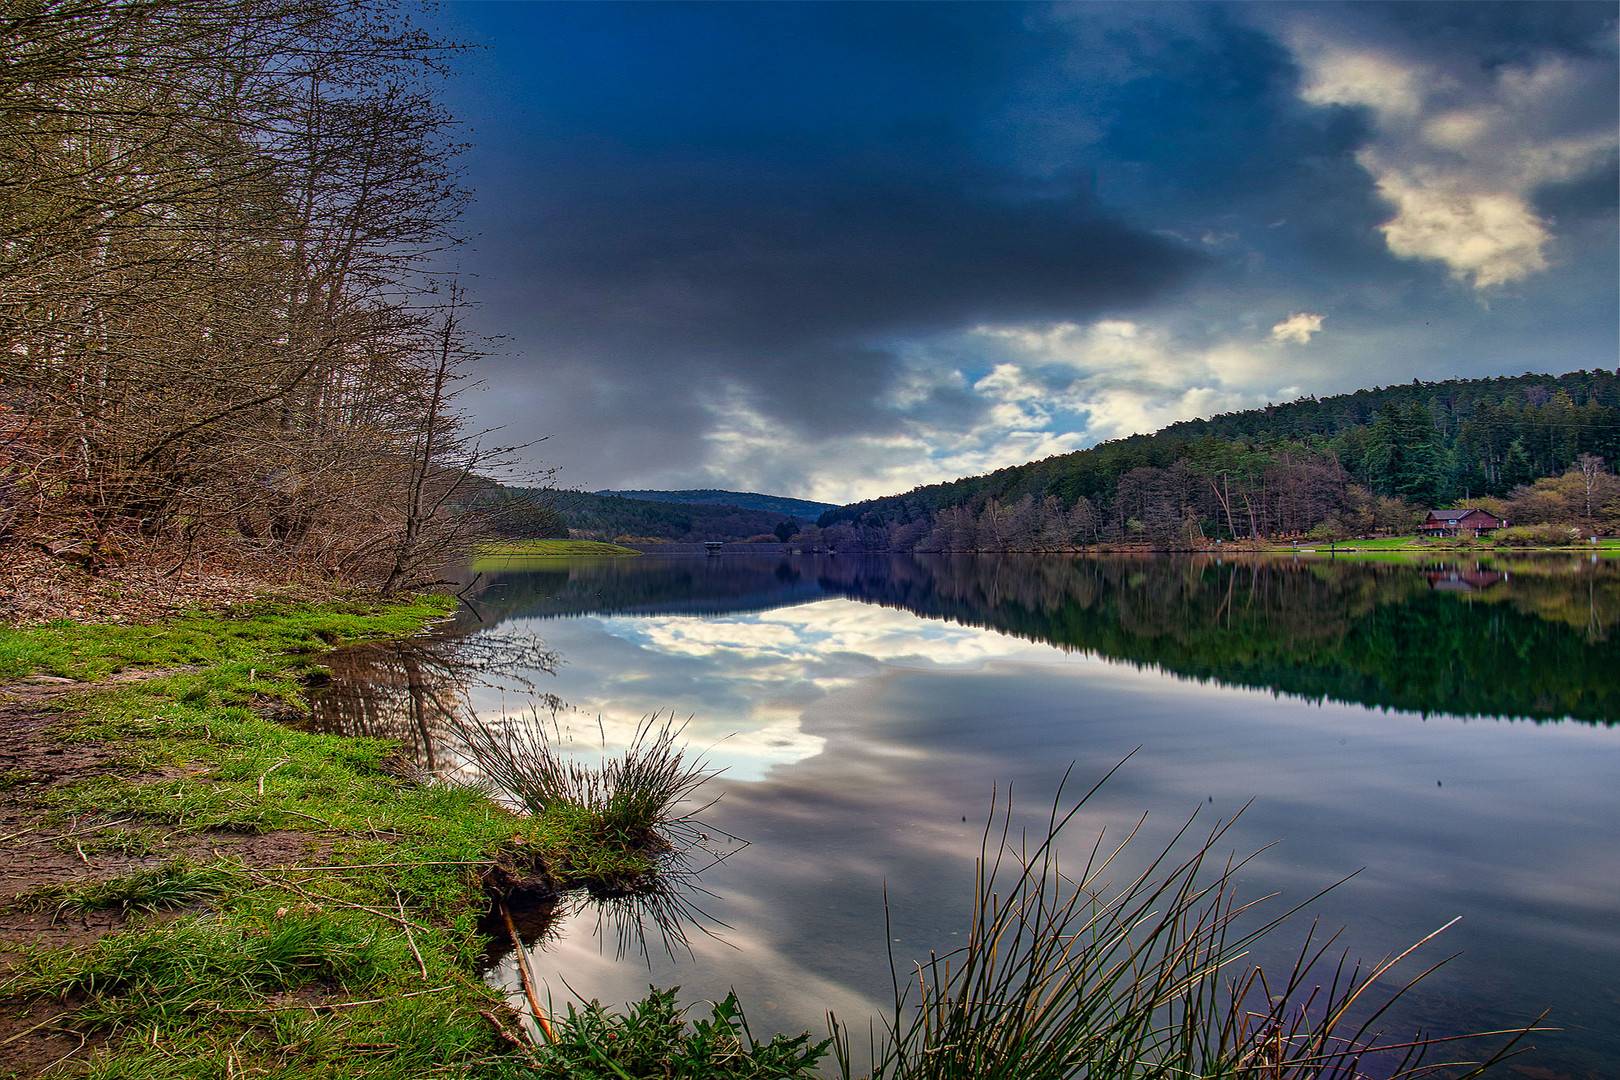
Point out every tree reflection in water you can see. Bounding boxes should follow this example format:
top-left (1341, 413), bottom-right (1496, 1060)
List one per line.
top-left (307, 627), bottom-right (563, 773)
top-left (456, 552), bottom-right (1620, 722)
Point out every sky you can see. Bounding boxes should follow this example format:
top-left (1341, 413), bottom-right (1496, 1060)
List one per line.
top-left (432, 1), bottom-right (1619, 505)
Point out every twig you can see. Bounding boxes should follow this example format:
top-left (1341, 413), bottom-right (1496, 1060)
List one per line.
top-left (397, 892), bottom-right (428, 981)
top-left (272, 808), bottom-right (338, 828)
top-left (213, 985), bottom-right (456, 1014)
top-left (17, 817), bottom-right (136, 846)
top-left (257, 759), bottom-right (289, 796)
top-left (455, 572), bottom-right (486, 622)
top-left (0, 1012), bottom-right (70, 1046)
top-left (479, 1008), bottom-right (542, 1064)
top-left (36, 1030), bottom-right (87, 1075)
top-left (500, 903), bottom-right (556, 1045)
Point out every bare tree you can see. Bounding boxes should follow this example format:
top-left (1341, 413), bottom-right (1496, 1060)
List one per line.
top-left (0, 0), bottom-right (526, 592)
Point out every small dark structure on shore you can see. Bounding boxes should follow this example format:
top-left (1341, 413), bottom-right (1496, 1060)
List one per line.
top-left (1419, 508), bottom-right (1506, 538)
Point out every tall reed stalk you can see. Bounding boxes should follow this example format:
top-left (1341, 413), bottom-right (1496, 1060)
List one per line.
top-left (838, 764), bottom-right (1535, 1080)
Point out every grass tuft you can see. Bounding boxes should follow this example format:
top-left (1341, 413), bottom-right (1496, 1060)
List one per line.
top-left (836, 763), bottom-right (1535, 1080)
top-left (53, 827), bottom-right (166, 858)
top-left (4, 913), bottom-right (390, 1006)
top-left (454, 711), bottom-right (719, 859)
top-left (8, 859), bottom-right (236, 916)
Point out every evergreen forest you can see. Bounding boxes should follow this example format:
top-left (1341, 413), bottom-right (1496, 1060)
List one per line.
top-left (814, 370), bottom-right (1620, 551)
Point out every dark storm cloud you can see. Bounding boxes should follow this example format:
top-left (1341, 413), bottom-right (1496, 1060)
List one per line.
top-left (496, 152), bottom-right (1201, 432)
top-left (1357, 0), bottom-right (1618, 63)
top-left (1049, 7), bottom-right (1397, 280)
top-left (448, 1), bottom-right (1206, 477)
top-left (439, 1), bottom-right (1617, 493)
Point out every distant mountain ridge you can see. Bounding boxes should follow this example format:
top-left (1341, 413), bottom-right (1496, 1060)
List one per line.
top-left (595, 488), bottom-right (835, 517)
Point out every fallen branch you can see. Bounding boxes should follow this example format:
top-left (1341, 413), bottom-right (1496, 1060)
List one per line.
top-left (500, 903), bottom-right (556, 1045)
top-left (397, 891), bottom-right (429, 981)
top-left (479, 1008), bottom-right (542, 1065)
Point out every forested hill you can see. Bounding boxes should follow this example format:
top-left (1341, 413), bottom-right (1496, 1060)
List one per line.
top-left (595, 489), bottom-right (835, 517)
top-left (814, 369), bottom-right (1620, 550)
top-left (481, 489), bottom-right (810, 543)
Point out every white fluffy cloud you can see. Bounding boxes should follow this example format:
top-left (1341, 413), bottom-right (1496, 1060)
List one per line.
top-left (1270, 312), bottom-right (1325, 344)
top-left (681, 315), bottom-right (1328, 503)
top-left (966, 319), bottom-right (1306, 442)
top-left (1290, 29), bottom-right (1617, 289)
top-left (691, 365), bottom-right (1090, 505)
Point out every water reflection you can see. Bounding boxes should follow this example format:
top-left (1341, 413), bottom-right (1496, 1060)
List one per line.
top-left (315, 554), bottom-right (1620, 766)
top-left (307, 553), bottom-right (1620, 1076)
top-left (481, 874), bottom-right (730, 974)
top-left (307, 627), bottom-right (563, 772)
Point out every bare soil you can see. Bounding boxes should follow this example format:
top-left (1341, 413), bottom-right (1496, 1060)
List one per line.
top-left (0, 673), bottom-right (333, 1076)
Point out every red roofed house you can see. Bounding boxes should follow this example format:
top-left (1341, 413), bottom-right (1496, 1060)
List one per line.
top-left (1420, 508), bottom-right (1506, 538)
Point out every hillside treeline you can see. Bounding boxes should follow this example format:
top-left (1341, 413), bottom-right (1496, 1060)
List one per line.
top-left (1, 0), bottom-right (509, 594)
top-left (483, 490), bottom-right (806, 544)
top-left (816, 370), bottom-right (1620, 551)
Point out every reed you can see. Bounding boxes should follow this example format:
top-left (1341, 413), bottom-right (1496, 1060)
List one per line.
top-left (451, 710), bottom-right (726, 864)
top-left (838, 764), bottom-right (1535, 1080)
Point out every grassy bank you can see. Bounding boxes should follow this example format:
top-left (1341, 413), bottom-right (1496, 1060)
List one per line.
top-left (472, 539), bottom-right (643, 575)
top-left (0, 598), bottom-right (798, 1079)
top-left (1289, 536), bottom-right (1620, 552)
top-left (1073, 537), bottom-right (1620, 558)
top-left (477, 539), bottom-right (642, 559)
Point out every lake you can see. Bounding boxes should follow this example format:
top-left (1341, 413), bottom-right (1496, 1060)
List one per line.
top-left (313, 552), bottom-right (1620, 1076)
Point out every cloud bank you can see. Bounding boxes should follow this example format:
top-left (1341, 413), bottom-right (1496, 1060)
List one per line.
top-left (442, 1), bottom-right (1617, 501)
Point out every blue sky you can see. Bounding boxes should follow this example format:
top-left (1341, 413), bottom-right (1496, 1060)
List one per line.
top-left (434, 1), bottom-right (1618, 503)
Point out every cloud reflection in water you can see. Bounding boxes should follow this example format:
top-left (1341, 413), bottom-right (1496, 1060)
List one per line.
top-left (468, 599), bottom-right (1065, 782)
top-left (473, 589), bottom-right (1620, 1076)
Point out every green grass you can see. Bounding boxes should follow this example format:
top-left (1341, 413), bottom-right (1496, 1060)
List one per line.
top-left (475, 538), bottom-right (642, 561)
top-left (0, 767), bottom-right (39, 789)
top-left (52, 826), bottom-right (166, 858)
top-left (0, 595), bottom-right (671, 1078)
top-left (1284, 535), bottom-right (1620, 552)
top-left (0, 596), bottom-right (454, 681)
top-left (39, 678), bottom-right (666, 887)
top-left (7, 859), bottom-right (237, 916)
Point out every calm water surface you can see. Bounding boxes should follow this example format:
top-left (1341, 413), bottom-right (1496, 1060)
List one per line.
top-left (315, 553), bottom-right (1620, 1076)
